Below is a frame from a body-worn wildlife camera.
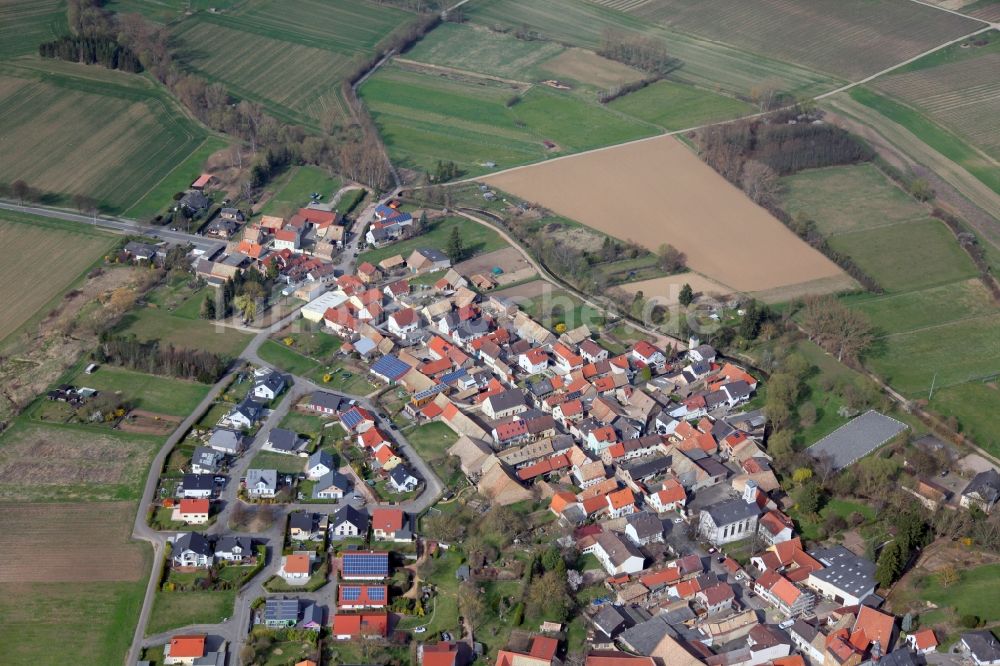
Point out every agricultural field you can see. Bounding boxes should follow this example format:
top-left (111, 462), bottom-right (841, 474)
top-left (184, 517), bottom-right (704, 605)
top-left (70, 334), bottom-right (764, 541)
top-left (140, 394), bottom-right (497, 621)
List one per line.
top-left (360, 62), bottom-right (656, 176)
top-left (259, 165), bottom-right (341, 220)
top-left (483, 136), bottom-right (851, 297)
top-left (928, 383), bottom-right (1000, 456)
top-left (847, 279), bottom-right (998, 336)
top-left (167, 0), bottom-right (415, 128)
top-left (874, 47), bottom-right (1000, 160)
top-left (463, 0), bottom-right (841, 98)
top-left (0, 61), bottom-right (211, 213)
top-left (619, 0), bottom-right (985, 79)
top-left (781, 164), bottom-right (929, 236)
top-left (608, 79), bottom-right (756, 130)
top-left (358, 215), bottom-right (508, 265)
top-left (0, 0), bottom-right (65, 60)
top-left (125, 135), bottom-right (230, 221)
top-left (827, 218), bottom-right (977, 293)
top-left (0, 215), bottom-right (116, 344)
top-left (107, 0), bottom-right (243, 22)
top-left (0, 421), bottom-right (161, 502)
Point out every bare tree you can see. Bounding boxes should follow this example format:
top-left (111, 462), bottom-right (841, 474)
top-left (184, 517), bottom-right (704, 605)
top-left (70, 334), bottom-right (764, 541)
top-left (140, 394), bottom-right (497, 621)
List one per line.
top-left (799, 295), bottom-right (875, 363)
top-left (741, 160), bottom-right (781, 204)
top-left (11, 179), bottom-right (30, 205)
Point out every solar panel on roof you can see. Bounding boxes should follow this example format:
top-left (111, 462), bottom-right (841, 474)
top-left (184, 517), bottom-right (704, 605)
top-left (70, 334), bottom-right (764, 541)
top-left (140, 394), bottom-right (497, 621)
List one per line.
top-left (342, 586), bottom-right (361, 600)
top-left (371, 355), bottom-right (411, 380)
top-left (369, 586), bottom-right (386, 601)
top-left (342, 552), bottom-right (388, 577)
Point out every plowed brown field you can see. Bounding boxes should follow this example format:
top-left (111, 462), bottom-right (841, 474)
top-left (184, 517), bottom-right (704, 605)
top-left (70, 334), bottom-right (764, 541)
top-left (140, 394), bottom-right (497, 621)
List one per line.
top-left (484, 136), bottom-right (853, 296)
top-left (0, 502), bottom-right (146, 582)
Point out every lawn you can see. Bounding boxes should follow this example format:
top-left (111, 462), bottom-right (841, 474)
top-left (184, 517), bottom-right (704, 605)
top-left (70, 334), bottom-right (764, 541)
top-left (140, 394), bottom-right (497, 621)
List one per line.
top-left (259, 165), bottom-right (341, 220)
top-left (848, 87), bottom-right (1000, 196)
top-left (405, 422), bottom-right (458, 464)
top-left (789, 498), bottom-right (876, 543)
top-left (609, 79), bottom-right (756, 130)
top-left (0, 578), bottom-right (150, 664)
top-left (359, 216), bottom-right (508, 265)
top-left (147, 588), bottom-right (236, 635)
top-left (115, 298), bottom-right (252, 359)
top-left (279, 410), bottom-right (342, 441)
top-left (846, 279), bottom-right (998, 336)
top-left (0, 213), bottom-right (117, 344)
top-left (793, 340), bottom-right (867, 445)
top-left (249, 450), bottom-right (307, 475)
top-left (360, 62), bottom-right (656, 176)
top-left (828, 218), bottom-right (976, 293)
top-left (126, 135), bottom-right (229, 220)
top-left (0, 61), bottom-right (210, 213)
top-left (780, 164), bottom-right (928, 237)
top-left (396, 549), bottom-right (464, 637)
top-left (919, 563), bottom-right (1000, 624)
top-left (70, 365), bottom-right (210, 417)
top-left (258, 339), bottom-right (324, 376)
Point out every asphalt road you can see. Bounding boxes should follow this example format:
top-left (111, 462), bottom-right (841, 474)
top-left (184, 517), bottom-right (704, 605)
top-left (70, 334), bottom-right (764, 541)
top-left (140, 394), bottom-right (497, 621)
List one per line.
top-left (0, 200), bottom-right (225, 255)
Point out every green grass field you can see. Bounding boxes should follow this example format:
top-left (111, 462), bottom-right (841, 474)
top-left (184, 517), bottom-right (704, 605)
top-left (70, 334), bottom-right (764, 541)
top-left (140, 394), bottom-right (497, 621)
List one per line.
top-left (249, 450), bottom-right (307, 474)
top-left (0, 0), bottom-right (65, 60)
top-left (866, 314), bottom-right (1000, 397)
top-left (828, 218), bottom-right (977, 293)
top-left (359, 216), bottom-right (507, 265)
top-left (107, 0), bottom-right (243, 22)
top-left (609, 79), bottom-right (755, 130)
top-left (848, 87), bottom-right (1000, 196)
top-left (126, 136), bottom-right (229, 220)
top-left (847, 279), bottom-right (998, 336)
top-left (0, 213), bottom-right (116, 345)
top-left (928, 383), bottom-right (1000, 457)
top-left (463, 0), bottom-right (840, 98)
top-left (0, 577), bottom-right (151, 665)
top-left (0, 60), bottom-right (211, 213)
top-left (919, 563), bottom-right (1000, 624)
top-left (780, 164), bottom-right (928, 236)
top-left (259, 165), bottom-right (341, 220)
top-left (70, 365), bottom-right (210, 417)
top-left (507, 282), bottom-right (606, 332)
top-left (405, 422), bottom-right (458, 465)
top-left (147, 589), bottom-right (236, 635)
top-left (360, 62), bottom-right (656, 176)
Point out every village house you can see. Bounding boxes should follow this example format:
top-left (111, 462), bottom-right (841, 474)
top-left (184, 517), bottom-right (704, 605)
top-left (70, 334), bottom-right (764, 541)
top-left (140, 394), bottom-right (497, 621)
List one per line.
top-left (245, 468), bottom-right (279, 498)
top-left (173, 498), bottom-right (210, 525)
top-left (215, 536), bottom-right (254, 564)
top-left (583, 531), bottom-right (645, 575)
top-left (312, 469), bottom-right (351, 500)
top-left (305, 450), bottom-right (335, 480)
top-left (279, 553), bottom-right (312, 585)
top-left (172, 532), bottom-right (214, 568)
top-left (371, 507), bottom-right (412, 542)
top-left (331, 504), bottom-right (368, 538)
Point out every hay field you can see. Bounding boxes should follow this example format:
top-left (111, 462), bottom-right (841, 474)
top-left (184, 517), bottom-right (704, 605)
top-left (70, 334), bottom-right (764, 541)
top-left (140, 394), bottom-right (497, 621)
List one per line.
top-left (0, 217), bottom-right (115, 343)
top-left (828, 218), bottom-right (977, 293)
top-left (0, 0), bottom-right (64, 60)
top-left (464, 0), bottom-right (840, 98)
top-left (781, 164), bottom-right (928, 236)
top-left (609, 79), bottom-right (756, 130)
top-left (0, 502), bottom-right (147, 583)
top-left (622, 0), bottom-right (984, 79)
top-left (875, 53), bottom-right (1000, 160)
top-left (538, 48), bottom-right (645, 88)
top-left (0, 422), bottom-right (159, 502)
top-left (0, 65), bottom-right (208, 213)
top-left (361, 63), bottom-right (655, 175)
top-left (483, 136), bottom-right (851, 296)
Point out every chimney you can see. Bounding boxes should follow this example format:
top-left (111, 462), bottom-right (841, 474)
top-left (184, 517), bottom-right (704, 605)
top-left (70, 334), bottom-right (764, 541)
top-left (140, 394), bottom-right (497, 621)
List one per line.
top-left (743, 479), bottom-right (759, 504)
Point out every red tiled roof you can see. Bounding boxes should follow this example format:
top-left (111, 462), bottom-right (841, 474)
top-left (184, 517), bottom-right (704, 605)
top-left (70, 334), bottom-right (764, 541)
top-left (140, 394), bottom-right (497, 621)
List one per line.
top-left (169, 635), bottom-right (206, 658)
top-left (530, 635), bottom-right (559, 660)
top-left (284, 554), bottom-right (311, 574)
top-left (179, 498), bottom-right (209, 514)
top-left (607, 487), bottom-right (635, 510)
top-left (372, 508), bottom-right (403, 532)
top-left (332, 611), bottom-right (388, 637)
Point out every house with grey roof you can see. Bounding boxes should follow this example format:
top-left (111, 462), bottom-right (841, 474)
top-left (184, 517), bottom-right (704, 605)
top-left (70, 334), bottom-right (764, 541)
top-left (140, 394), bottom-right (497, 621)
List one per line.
top-left (698, 482), bottom-right (762, 546)
top-left (264, 598), bottom-right (300, 628)
top-left (389, 465), bottom-right (419, 493)
top-left (305, 450), bottom-right (335, 480)
top-left (619, 615), bottom-right (671, 656)
top-left (227, 397), bottom-right (264, 429)
top-left (624, 511), bottom-right (665, 546)
top-left (304, 391), bottom-right (343, 416)
top-left (207, 428), bottom-right (245, 454)
top-left (263, 428), bottom-right (305, 455)
top-left (245, 469), bottom-right (278, 498)
top-left (312, 470), bottom-right (350, 500)
top-left (215, 536), bottom-right (254, 564)
top-left (253, 371), bottom-right (288, 401)
top-left (960, 469), bottom-right (1000, 514)
top-left (960, 630), bottom-right (1000, 666)
top-left (191, 446), bottom-right (224, 475)
top-left (124, 241), bottom-right (161, 262)
top-left (330, 504), bottom-right (367, 538)
top-left (181, 473), bottom-right (215, 499)
top-left (172, 532), bottom-right (214, 568)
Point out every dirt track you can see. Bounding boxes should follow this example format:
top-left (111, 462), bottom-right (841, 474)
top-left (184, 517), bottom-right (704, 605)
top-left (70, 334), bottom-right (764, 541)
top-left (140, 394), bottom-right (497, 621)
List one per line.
top-left (483, 136), bottom-right (851, 294)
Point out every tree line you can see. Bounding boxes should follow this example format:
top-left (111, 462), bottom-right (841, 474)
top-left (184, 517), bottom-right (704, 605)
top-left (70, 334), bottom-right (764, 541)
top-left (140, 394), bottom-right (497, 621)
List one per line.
top-left (597, 28), bottom-right (682, 77)
top-left (93, 334), bottom-right (228, 383)
top-left (39, 35), bottom-right (142, 72)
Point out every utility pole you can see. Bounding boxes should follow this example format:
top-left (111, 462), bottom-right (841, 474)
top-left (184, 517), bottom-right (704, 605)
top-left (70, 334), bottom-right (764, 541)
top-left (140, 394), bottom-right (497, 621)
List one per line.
top-left (928, 372), bottom-right (937, 401)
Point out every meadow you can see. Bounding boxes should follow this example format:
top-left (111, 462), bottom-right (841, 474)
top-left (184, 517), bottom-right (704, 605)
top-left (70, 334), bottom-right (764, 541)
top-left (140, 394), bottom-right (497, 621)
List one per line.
top-left (484, 136), bottom-right (850, 296)
top-left (827, 218), bottom-right (977, 293)
top-left (259, 165), bottom-right (341, 220)
top-left (463, 0), bottom-right (840, 98)
top-left (0, 0), bottom-right (65, 60)
top-left (0, 61), bottom-right (210, 213)
top-left (608, 79), bottom-right (756, 130)
top-left (847, 279), bottom-right (997, 335)
top-left (69, 365), bottom-right (211, 417)
top-left (0, 215), bottom-right (116, 343)
top-left (125, 135), bottom-right (229, 220)
top-left (147, 589), bottom-right (236, 635)
top-left (621, 0), bottom-right (984, 80)
top-left (360, 62), bottom-right (656, 176)
top-left (358, 215), bottom-right (508, 265)
top-left (780, 164), bottom-right (928, 236)
top-left (928, 383), bottom-right (1000, 456)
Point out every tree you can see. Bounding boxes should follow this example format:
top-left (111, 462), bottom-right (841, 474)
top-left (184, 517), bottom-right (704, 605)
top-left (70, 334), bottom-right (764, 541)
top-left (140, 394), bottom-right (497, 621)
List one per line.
top-left (639, 365), bottom-right (652, 382)
top-left (106, 287), bottom-right (136, 317)
top-left (796, 482), bottom-right (823, 515)
top-left (798, 401), bottom-right (817, 428)
top-left (875, 539), bottom-right (905, 588)
top-left (767, 429), bottom-right (794, 460)
top-left (741, 160), bottom-right (781, 204)
top-left (656, 243), bottom-right (686, 273)
top-left (909, 178), bottom-right (934, 202)
top-left (678, 283), bottom-right (694, 307)
top-left (800, 295), bottom-right (875, 363)
top-left (11, 179), bottom-right (30, 205)
top-left (446, 226), bottom-right (465, 262)
top-left (937, 565), bottom-right (959, 588)
top-left (525, 570), bottom-right (572, 622)
top-left (792, 467), bottom-right (814, 485)
top-left (72, 193), bottom-right (97, 214)
top-left (234, 294), bottom-right (257, 322)
top-left (458, 582), bottom-right (485, 630)
top-left (200, 295), bottom-right (216, 320)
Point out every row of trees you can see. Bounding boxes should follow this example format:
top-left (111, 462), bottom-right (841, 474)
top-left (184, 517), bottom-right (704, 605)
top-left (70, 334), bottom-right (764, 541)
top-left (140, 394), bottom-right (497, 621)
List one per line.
top-left (38, 35), bottom-right (142, 72)
top-left (93, 334), bottom-right (227, 383)
top-left (598, 28), bottom-right (683, 76)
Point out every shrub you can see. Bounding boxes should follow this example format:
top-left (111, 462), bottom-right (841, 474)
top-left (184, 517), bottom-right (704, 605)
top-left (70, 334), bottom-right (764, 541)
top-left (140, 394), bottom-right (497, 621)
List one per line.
top-left (960, 614), bottom-right (980, 629)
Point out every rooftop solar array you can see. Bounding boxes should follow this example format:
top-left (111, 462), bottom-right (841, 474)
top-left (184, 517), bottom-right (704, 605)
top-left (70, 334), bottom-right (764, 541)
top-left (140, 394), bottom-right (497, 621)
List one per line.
top-left (371, 355), bottom-right (412, 381)
top-left (342, 586), bottom-right (361, 601)
top-left (342, 552), bottom-right (389, 578)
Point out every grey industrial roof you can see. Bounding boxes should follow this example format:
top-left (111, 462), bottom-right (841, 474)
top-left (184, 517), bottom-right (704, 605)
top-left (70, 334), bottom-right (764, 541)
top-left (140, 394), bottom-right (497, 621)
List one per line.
top-left (809, 545), bottom-right (876, 597)
top-left (806, 410), bottom-right (908, 470)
